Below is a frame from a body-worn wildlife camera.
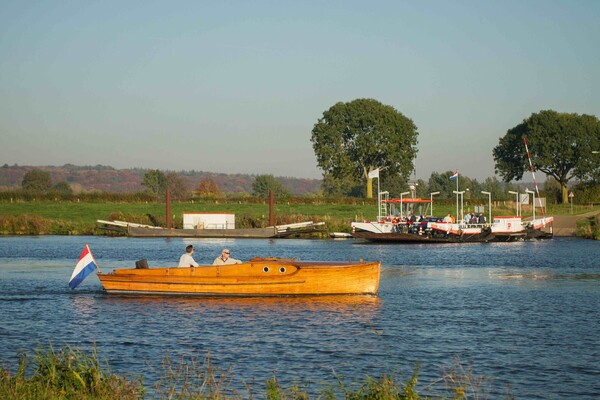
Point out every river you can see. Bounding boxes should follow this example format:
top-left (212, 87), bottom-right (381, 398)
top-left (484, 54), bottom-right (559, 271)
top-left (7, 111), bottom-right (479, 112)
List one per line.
top-left (0, 236), bottom-right (599, 398)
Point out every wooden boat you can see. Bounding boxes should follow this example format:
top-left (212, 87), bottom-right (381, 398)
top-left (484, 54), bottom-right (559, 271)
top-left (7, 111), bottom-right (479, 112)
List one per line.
top-left (97, 220), bottom-right (325, 238)
top-left (97, 257), bottom-right (380, 296)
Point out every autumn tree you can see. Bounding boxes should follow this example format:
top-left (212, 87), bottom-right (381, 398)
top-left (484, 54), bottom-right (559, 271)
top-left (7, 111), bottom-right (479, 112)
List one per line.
top-left (493, 110), bottom-right (600, 203)
top-left (166, 172), bottom-right (189, 199)
top-left (311, 98), bottom-right (418, 198)
top-left (21, 169), bottom-right (52, 192)
top-left (195, 178), bottom-right (222, 198)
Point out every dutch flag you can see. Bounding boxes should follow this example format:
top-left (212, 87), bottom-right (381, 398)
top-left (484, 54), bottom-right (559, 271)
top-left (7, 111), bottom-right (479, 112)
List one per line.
top-left (69, 244), bottom-right (98, 289)
top-left (449, 170), bottom-right (458, 180)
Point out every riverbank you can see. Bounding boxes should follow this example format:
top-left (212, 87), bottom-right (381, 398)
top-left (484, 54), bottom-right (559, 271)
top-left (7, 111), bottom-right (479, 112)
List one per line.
top-left (1, 199), bottom-right (598, 237)
top-left (553, 211), bottom-right (600, 236)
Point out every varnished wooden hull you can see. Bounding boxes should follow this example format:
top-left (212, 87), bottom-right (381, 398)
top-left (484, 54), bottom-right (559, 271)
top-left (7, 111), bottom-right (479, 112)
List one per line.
top-left (97, 258), bottom-right (380, 296)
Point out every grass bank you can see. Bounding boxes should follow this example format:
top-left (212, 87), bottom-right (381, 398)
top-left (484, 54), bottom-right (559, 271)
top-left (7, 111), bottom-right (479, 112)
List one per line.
top-left (576, 215), bottom-right (600, 239)
top-left (1, 344), bottom-right (510, 399)
top-left (1, 198), bottom-right (598, 236)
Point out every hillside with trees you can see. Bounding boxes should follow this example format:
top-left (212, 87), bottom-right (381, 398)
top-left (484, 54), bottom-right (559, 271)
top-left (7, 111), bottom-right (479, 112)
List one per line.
top-left (0, 164), bottom-right (321, 196)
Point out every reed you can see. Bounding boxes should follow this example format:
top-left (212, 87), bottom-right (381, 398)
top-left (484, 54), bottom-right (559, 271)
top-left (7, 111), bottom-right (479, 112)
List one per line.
top-left (1, 344), bottom-right (512, 399)
top-left (0, 344), bottom-right (144, 399)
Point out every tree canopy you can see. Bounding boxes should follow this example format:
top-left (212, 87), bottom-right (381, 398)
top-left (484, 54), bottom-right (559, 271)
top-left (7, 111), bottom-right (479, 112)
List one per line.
top-left (166, 172), bottom-right (189, 199)
top-left (252, 174), bottom-right (289, 198)
top-left (141, 169), bottom-right (168, 196)
top-left (21, 169), bottom-right (52, 192)
top-left (493, 110), bottom-right (600, 203)
top-left (311, 98), bottom-right (418, 198)
top-left (195, 178), bottom-right (222, 198)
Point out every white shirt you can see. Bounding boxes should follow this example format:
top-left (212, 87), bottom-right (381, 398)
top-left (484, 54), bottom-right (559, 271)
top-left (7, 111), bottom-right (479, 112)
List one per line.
top-left (212, 256), bottom-right (242, 266)
top-left (178, 253), bottom-right (199, 267)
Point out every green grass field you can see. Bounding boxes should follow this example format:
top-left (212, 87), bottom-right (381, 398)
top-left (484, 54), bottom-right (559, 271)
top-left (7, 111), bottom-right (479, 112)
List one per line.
top-left (0, 198), bottom-right (598, 235)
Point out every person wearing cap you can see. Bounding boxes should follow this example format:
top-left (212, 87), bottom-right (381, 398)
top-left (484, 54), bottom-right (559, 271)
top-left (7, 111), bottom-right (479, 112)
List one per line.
top-left (213, 249), bottom-right (242, 265)
top-left (178, 244), bottom-right (199, 267)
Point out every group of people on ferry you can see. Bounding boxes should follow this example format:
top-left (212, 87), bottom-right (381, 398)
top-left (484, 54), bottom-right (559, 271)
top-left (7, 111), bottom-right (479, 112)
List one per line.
top-left (388, 212), bottom-right (486, 226)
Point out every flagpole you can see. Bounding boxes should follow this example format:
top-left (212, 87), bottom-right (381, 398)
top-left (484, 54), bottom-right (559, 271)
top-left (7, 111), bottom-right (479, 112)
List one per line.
top-left (86, 243), bottom-right (101, 273)
top-left (523, 137), bottom-right (546, 220)
top-left (456, 173), bottom-right (459, 220)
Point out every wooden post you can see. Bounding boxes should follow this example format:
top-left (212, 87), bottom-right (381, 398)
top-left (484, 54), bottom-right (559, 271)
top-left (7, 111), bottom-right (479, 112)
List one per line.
top-left (166, 188), bottom-right (171, 229)
top-left (269, 190), bottom-right (275, 226)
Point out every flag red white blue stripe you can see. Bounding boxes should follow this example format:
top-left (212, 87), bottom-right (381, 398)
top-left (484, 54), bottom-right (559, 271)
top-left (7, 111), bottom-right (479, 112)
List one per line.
top-left (449, 170), bottom-right (458, 180)
top-left (69, 244), bottom-right (98, 289)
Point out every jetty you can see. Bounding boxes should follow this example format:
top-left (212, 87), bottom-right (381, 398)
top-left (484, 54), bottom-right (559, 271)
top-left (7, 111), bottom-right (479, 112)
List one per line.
top-left (96, 220), bottom-right (325, 238)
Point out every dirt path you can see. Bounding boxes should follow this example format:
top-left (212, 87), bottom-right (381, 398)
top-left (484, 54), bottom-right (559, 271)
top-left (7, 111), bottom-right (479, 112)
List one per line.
top-left (552, 210), bottom-right (600, 236)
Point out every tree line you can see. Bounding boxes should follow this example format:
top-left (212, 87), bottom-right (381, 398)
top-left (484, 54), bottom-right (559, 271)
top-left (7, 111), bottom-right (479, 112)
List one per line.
top-left (10, 165), bottom-right (598, 205)
top-left (311, 99), bottom-right (599, 203)
top-left (7, 101), bottom-right (600, 205)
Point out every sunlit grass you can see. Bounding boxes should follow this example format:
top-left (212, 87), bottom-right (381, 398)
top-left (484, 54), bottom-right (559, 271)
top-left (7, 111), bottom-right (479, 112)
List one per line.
top-left (1, 344), bottom-right (513, 399)
top-left (1, 198), bottom-right (598, 236)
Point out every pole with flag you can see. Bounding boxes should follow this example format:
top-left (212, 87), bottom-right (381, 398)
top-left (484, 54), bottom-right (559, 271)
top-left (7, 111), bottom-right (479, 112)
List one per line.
top-left (69, 244), bottom-right (100, 289)
top-left (523, 137), bottom-right (546, 221)
top-left (449, 170), bottom-right (459, 219)
top-left (368, 168), bottom-right (380, 201)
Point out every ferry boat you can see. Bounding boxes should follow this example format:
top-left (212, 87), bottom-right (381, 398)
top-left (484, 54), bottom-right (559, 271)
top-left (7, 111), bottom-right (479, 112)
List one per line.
top-left (351, 191), bottom-right (552, 243)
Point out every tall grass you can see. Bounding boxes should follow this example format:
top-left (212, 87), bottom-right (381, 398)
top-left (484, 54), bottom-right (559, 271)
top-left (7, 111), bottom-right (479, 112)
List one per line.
top-left (1, 345), bottom-right (512, 399)
top-left (0, 344), bottom-right (144, 399)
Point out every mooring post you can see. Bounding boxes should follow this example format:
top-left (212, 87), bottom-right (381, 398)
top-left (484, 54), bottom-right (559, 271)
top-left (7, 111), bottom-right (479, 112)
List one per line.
top-left (166, 188), bottom-right (171, 229)
top-left (269, 190), bottom-right (275, 226)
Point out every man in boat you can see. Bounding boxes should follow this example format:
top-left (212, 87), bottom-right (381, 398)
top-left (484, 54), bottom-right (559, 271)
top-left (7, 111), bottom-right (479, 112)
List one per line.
top-left (178, 245), bottom-right (199, 267)
top-left (213, 249), bottom-right (242, 265)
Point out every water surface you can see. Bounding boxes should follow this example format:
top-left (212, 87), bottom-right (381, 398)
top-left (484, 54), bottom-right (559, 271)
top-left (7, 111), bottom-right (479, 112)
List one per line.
top-left (1, 236), bottom-right (599, 398)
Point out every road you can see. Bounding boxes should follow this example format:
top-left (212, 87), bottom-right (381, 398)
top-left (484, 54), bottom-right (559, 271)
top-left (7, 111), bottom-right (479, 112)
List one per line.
top-left (552, 210), bottom-right (600, 236)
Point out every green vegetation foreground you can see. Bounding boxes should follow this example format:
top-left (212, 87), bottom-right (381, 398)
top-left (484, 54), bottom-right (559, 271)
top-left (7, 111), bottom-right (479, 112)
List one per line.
top-left (1, 344), bottom-right (508, 399)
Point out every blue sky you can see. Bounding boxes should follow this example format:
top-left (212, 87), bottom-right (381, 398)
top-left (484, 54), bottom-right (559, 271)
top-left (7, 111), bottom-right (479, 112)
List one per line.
top-left (1, 1), bottom-right (598, 181)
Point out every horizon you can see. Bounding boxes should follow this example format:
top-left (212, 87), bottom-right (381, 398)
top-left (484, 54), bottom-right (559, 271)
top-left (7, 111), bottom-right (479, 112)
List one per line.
top-left (1, 162), bottom-right (547, 186)
top-left (1, 1), bottom-right (598, 181)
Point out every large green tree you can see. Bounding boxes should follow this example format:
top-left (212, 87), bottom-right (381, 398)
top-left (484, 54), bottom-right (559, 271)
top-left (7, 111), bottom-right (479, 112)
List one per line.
top-left (311, 98), bottom-right (418, 198)
top-left (493, 110), bottom-right (600, 203)
top-left (21, 169), bottom-right (52, 192)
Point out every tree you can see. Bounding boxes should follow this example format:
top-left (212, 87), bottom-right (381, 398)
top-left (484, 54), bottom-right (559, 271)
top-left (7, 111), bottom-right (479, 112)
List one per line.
top-left (141, 169), bottom-right (168, 196)
top-left (22, 169), bottom-right (52, 192)
top-left (311, 98), bottom-right (418, 198)
top-left (252, 175), bottom-right (289, 198)
top-left (195, 178), bottom-right (222, 198)
top-left (493, 110), bottom-right (600, 203)
top-left (166, 172), bottom-right (189, 199)
top-left (480, 176), bottom-right (507, 201)
top-left (51, 181), bottom-right (73, 195)
top-left (427, 171), bottom-right (457, 199)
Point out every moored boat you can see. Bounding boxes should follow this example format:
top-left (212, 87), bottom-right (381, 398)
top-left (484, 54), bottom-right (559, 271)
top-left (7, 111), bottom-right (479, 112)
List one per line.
top-left (96, 257), bottom-right (380, 296)
top-left (351, 191), bottom-right (553, 243)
